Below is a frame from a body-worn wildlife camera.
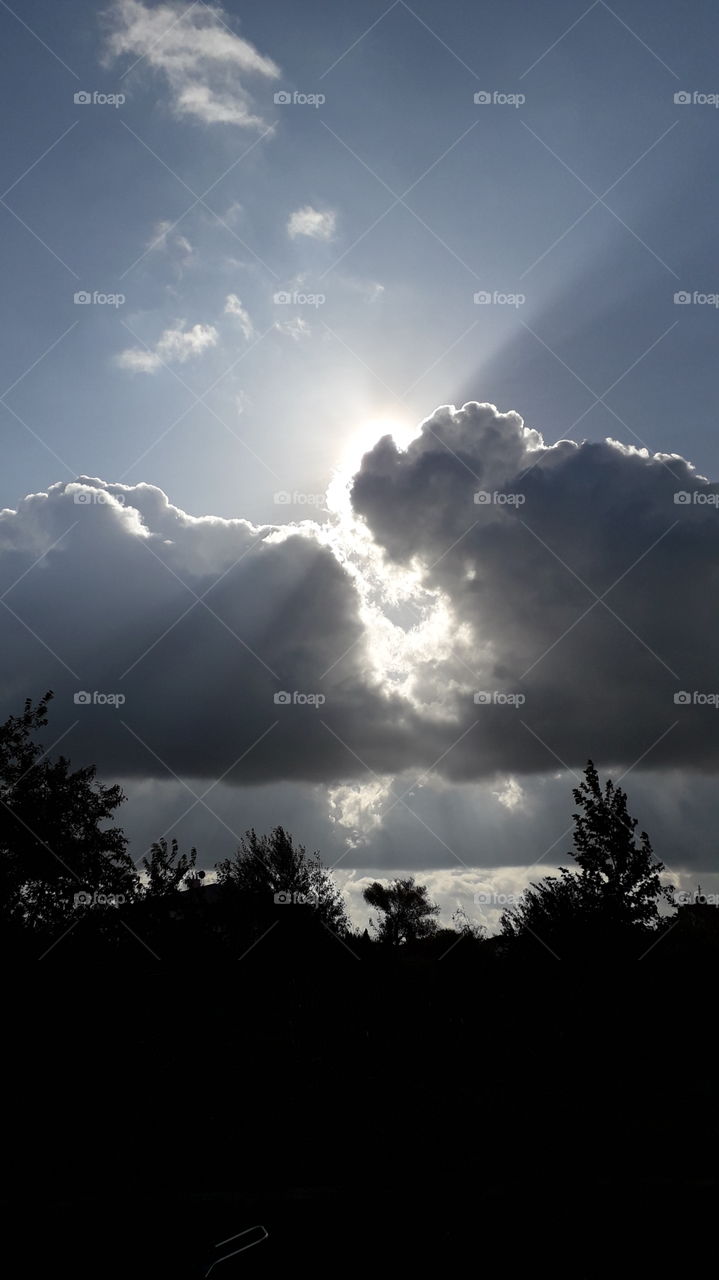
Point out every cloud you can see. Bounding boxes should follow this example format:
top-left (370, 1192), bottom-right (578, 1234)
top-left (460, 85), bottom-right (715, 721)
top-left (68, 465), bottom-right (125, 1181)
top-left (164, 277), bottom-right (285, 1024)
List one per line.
top-left (273, 316), bottom-right (310, 341)
top-left (350, 400), bottom-right (719, 780)
top-left (116, 321), bottom-right (218, 372)
top-left (0, 478), bottom-right (435, 788)
top-left (224, 293), bottom-right (254, 340)
top-left (287, 206), bottom-right (336, 241)
top-left (105, 0), bottom-right (280, 129)
top-left (1, 406), bottom-right (719, 807)
top-left (148, 219), bottom-right (193, 262)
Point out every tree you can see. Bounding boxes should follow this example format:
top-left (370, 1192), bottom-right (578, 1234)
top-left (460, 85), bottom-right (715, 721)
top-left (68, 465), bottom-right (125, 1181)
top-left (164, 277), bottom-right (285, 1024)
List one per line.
top-left (363, 876), bottom-right (440, 945)
top-left (142, 837), bottom-right (197, 897)
top-left (501, 760), bottom-right (672, 949)
top-left (568, 759), bottom-right (672, 928)
top-left (451, 905), bottom-right (486, 941)
top-left (499, 873), bottom-right (587, 951)
top-left (0, 692), bottom-right (138, 930)
top-left (216, 826), bottom-right (349, 934)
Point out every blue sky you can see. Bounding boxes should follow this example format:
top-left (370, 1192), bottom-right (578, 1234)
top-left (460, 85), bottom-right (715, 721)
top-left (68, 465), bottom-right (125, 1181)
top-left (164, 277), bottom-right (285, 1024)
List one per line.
top-left (2, 0), bottom-right (719, 521)
top-left (2, 0), bottom-right (719, 929)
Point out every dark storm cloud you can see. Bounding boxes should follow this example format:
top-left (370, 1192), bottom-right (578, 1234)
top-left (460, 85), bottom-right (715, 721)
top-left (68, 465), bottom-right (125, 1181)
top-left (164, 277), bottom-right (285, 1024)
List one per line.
top-left (1, 399), bottom-right (718, 789)
top-left (351, 401), bottom-right (719, 779)
top-left (0, 478), bottom-right (439, 784)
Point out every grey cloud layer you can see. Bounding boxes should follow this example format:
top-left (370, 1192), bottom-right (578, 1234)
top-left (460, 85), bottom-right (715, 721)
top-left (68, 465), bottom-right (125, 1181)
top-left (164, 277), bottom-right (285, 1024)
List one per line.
top-left (1, 401), bottom-right (717, 787)
top-left (350, 401), bottom-right (719, 778)
top-left (0, 478), bottom-right (434, 784)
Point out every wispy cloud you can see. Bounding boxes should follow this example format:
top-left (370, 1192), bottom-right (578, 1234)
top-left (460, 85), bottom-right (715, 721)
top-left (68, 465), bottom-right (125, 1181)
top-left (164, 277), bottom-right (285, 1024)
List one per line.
top-left (274, 316), bottom-right (311, 341)
top-left (287, 206), bottom-right (336, 241)
top-left (224, 293), bottom-right (255, 340)
top-left (116, 321), bottom-right (218, 372)
top-left (105, 0), bottom-right (280, 129)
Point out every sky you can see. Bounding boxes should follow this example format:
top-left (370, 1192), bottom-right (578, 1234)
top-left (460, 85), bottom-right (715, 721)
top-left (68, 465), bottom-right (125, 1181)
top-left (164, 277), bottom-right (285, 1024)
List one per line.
top-left (1, 0), bottom-right (719, 930)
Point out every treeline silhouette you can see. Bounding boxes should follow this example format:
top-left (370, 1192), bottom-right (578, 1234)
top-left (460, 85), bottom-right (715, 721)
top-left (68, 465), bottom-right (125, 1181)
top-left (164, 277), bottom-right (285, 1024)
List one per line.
top-left (0, 693), bottom-right (714, 965)
top-left (3, 693), bottom-right (717, 1276)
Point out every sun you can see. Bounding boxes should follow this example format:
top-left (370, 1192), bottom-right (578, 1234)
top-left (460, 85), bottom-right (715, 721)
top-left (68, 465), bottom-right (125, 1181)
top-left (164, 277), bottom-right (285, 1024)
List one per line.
top-left (338, 413), bottom-right (417, 475)
top-left (325, 413), bottom-right (418, 518)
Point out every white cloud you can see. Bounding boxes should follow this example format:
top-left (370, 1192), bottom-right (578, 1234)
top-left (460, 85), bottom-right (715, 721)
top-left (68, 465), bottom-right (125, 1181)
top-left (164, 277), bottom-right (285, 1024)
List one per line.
top-left (492, 777), bottom-right (525, 811)
top-left (105, 0), bottom-right (280, 129)
top-left (224, 293), bottom-right (254, 341)
top-left (273, 316), bottom-right (310, 341)
top-left (287, 206), bottom-right (336, 241)
top-left (148, 219), bottom-right (193, 261)
top-left (116, 321), bottom-right (218, 373)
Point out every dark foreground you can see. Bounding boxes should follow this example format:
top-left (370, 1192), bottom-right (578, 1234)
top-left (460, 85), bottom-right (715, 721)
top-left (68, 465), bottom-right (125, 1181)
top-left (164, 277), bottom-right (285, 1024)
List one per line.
top-left (3, 934), bottom-right (717, 1277)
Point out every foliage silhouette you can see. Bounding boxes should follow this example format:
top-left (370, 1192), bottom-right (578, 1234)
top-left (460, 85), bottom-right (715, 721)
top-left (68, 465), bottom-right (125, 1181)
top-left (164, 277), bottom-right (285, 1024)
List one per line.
top-left (216, 825), bottom-right (350, 935)
top-left (0, 691), bottom-right (137, 932)
top-left (142, 836), bottom-right (197, 896)
top-left (363, 875), bottom-right (441, 945)
top-left (501, 759), bottom-right (673, 954)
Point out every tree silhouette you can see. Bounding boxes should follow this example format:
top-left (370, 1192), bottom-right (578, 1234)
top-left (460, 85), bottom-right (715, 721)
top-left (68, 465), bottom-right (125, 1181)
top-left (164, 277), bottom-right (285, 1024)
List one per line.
top-left (363, 876), bottom-right (440, 945)
top-left (451, 905), bottom-right (485, 940)
top-left (216, 825), bottom-right (349, 934)
top-left (568, 759), bottom-right (672, 927)
top-left (142, 836), bottom-right (197, 896)
top-left (0, 692), bottom-right (137, 931)
top-left (501, 760), bottom-right (672, 949)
